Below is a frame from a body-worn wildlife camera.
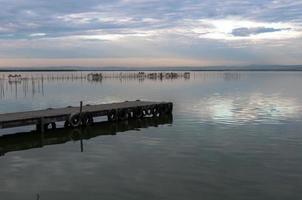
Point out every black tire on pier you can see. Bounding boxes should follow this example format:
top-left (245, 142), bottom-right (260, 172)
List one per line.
top-left (118, 109), bottom-right (129, 121)
top-left (152, 105), bottom-right (160, 117)
top-left (142, 109), bottom-right (147, 117)
top-left (82, 112), bottom-right (94, 126)
top-left (69, 113), bottom-right (81, 127)
top-left (146, 106), bottom-right (152, 116)
top-left (128, 110), bottom-right (134, 119)
top-left (107, 109), bottom-right (117, 121)
top-left (134, 107), bottom-right (144, 119)
top-left (64, 120), bottom-right (71, 128)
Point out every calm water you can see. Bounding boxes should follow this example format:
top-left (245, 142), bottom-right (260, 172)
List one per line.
top-left (0, 71), bottom-right (302, 200)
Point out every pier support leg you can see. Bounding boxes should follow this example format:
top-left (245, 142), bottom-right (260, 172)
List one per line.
top-left (36, 118), bottom-right (45, 133)
top-left (36, 124), bottom-right (41, 132)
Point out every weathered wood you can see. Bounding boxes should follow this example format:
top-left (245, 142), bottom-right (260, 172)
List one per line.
top-left (0, 101), bottom-right (173, 130)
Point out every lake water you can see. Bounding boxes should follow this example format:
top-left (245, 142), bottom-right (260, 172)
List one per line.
top-left (0, 71), bottom-right (302, 200)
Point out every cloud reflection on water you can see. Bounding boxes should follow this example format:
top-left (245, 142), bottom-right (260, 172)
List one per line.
top-left (191, 93), bottom-right (302, 125)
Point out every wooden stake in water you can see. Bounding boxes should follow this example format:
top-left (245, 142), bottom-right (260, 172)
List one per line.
top-left (79, 101), bottom-right (84, 151)
top-left (80, 101), bottom-right (83, 114)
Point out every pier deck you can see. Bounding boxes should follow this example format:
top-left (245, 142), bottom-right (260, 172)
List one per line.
top-left (0, 101), bottom-right (173, 132)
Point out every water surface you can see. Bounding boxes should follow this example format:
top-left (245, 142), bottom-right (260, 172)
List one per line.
top-left (0, 71), bottom-right (302, 200)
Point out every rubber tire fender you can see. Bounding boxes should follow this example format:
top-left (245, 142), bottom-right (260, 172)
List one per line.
top-left (69, 113), bottom-right (81, 127)
top-left (118, 109), bottom-right (129, 121)
top-left (107, 109), bottom-right (117, 121)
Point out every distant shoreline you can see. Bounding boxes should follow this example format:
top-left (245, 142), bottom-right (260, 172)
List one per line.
top-left (1, 65), bottom-right (302, 72)
top-left (1, 69), bottom-right (302, 72)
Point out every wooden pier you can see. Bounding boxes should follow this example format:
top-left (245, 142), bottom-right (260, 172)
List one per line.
top-left (0, 115), bottom-right (173, 156)
top-left (0, 101), bottom-right (173, 133)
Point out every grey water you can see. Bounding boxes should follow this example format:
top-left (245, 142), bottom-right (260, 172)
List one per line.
top-left (0, 71), bottom-right (302, 200)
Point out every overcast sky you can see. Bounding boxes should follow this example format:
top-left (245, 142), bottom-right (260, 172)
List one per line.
top-left (0, 0), bottom-right (302, 67)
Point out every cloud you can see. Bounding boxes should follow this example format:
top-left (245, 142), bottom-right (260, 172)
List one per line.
top-left (192, 18), bottom-right (302, 40)
top-left (0, 27), bottom-right (11, 33)
top-left (0, 57), bottom-right (234, 68)
top-left (0, 0), bottom-right (302, 66)
top-left (231, 27), bottom-right (286, 37)
top-left (29, 33), bottom-right (47, 37)
top-left (1, 0), bottom-right (302, 41)
top-left (57, 12), bottom-right (135, 25)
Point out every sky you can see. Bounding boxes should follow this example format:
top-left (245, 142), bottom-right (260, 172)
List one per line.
top-left (0, 0), bottom-right (302, 67)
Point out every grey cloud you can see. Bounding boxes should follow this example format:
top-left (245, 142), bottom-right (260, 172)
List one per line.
top-left (0, 0), bottom-right (301, 39)
top-left (0, 0), bottom-right (302, 65)
top-left (231, 27), bottom-right (289, 37)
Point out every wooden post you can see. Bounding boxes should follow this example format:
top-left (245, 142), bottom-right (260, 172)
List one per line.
top-left (36, 118), bottom-right (45, 133)
top-left (80, 101), bottom-right (83, 114)
top-left (80, 137), bottom-right (84, 152)
top-left (40, 118), bottom-right (45, 134)
top-left (79, 101), bottom-right (83, 126)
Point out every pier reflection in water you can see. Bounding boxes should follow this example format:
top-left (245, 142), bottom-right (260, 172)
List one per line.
top-left (0, 114), bottom-right (173, 157)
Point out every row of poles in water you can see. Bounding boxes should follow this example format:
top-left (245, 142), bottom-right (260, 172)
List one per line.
top-left (0, 72), bottom-right (240, 99)
top-left (0, 72), bottom-right (192, 99)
